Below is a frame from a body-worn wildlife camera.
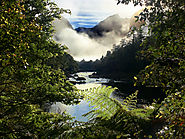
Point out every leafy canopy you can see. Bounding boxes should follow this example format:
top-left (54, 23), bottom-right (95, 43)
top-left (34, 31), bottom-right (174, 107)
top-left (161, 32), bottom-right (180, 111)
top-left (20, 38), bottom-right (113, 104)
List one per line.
top-left (0, 0), bottom-right (80, 138)
top-left (119, 0), bottom-right (185, 138)
top-left (63, 0), bottom-right (185, 138)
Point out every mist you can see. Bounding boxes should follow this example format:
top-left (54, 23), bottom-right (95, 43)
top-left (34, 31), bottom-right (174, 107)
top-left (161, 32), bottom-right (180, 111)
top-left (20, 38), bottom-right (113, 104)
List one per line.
top-left (53, 17), bottom-right (130, 61)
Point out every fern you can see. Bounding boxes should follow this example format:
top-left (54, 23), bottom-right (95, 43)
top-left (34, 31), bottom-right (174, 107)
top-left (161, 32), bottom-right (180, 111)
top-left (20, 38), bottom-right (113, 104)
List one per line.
top-left (79, 86), bottom-right (146, 120)
top-left (122, 91), bottom-right (138, 109)
top-left (64, 86), bottom-right (155, 138)
top-left (79, 86), bottom-right (121, 120)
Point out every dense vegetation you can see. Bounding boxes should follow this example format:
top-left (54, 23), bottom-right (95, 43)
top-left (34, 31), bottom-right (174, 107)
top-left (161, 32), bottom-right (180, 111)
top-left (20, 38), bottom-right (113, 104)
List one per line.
top-left (77, 0), bottom-right (185, 138)
top-left (47, 52), bottom-right (78, 76)
top-left (96, 38), bottom-right (145, 75)
top-left (0, 0), bottom-right (80, 138)
top-left (78, 34), bottom-right (149, 81)
top-left (1, 0), bottom-right (184, 138)
top-left (99, 36), bottom-right (148, 79)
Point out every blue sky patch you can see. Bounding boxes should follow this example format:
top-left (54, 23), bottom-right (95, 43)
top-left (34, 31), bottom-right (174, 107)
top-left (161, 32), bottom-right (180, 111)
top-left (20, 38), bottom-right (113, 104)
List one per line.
top-left (71, 21), bottom-right (98, 28)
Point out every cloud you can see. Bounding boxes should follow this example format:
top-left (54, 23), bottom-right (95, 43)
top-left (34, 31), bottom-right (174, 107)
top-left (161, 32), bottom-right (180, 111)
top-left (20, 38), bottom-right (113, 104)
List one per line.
top-left (55, 28), bottom-right (108, 61)
top-left (53, 16), bottom-right (130, 61)
top-left (50, 0), bottom-right (142, 60)
top-left (51, 0), bottom-right (142, 28)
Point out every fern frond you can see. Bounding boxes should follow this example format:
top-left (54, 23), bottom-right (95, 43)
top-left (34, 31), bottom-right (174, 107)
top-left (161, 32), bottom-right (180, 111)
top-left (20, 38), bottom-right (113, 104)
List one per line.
top-left (79, 86), bottom-right (121, 120)
top-left (79, 86), bottom-right (150, 121)
top-left (67, 87), bottom-right (154, 138)
top-left (122, 90), bottom-right (138, 110)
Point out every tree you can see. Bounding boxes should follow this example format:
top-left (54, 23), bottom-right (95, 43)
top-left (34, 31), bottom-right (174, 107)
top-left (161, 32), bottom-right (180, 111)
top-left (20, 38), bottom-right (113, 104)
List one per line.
top-left (0, 0), bottom-right (80, 138)
top-left (117, 0), bottom-right (185, 138)
top-left (60, 0), bottom-right (184, 138)
top-left (47, 52), bottom-right (78, 76)
top-left (94, 36), bottom-right (148, 80)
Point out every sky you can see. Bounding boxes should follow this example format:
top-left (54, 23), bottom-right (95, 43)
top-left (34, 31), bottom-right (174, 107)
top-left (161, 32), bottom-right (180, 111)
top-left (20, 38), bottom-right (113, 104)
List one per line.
top-left (51, 0), bottom-right (142, 28)
top-left (51, 0), bottom-right (143, 61)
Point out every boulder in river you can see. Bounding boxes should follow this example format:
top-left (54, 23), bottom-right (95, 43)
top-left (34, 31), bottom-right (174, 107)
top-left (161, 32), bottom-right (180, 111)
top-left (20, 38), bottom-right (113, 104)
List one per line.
top-left (76, 77), bottom-right (86, 81)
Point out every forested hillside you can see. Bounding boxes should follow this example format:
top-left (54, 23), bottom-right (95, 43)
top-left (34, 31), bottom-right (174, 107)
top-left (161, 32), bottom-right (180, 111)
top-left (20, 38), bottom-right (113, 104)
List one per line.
top-left (77, 0), bottom-right (185, 138)
top-left (1, 0), bottom-right (184, 138)
top-left (76, 14), bottom-right (129, 38)
top-left (78, 35), bottom-right (149, 80)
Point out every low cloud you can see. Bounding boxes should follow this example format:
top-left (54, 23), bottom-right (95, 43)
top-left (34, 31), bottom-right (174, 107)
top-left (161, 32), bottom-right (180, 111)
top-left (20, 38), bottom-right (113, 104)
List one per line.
top-left (56, 28), bottom-right (108, 60)
top-left (53, 17), bottom-right (130, 61)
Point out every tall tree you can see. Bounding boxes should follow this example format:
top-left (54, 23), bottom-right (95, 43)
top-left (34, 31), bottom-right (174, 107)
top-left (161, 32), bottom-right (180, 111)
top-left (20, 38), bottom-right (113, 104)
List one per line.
top-left (95, 36), bottom-right (148, 79)
top-left (117, 0), bottom-right (185, 138)
top-left (62, 0), bottom-right (185, 138)
top-left (0, 0), bottom-right (80, 138)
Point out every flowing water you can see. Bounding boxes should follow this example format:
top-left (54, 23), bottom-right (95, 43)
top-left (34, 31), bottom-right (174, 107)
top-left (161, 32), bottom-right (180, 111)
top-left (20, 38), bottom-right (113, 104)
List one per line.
top-left (49, 72), bottom-right (153, 121)
top-left (49, 72), bottom-right (112, 122)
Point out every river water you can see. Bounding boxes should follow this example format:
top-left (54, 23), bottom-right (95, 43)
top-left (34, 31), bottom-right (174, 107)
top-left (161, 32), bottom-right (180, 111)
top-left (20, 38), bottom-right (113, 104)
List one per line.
top-left (49, 72), bottom-right (119, 122)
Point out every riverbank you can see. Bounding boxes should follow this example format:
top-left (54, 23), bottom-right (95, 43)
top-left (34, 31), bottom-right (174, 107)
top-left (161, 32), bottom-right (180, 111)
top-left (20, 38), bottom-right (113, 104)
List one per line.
top-left (88, 71), bottom-right (135, 82)
top-left (88, 71), bottom-right (166, 103)
top-left (50, 72), bottom-right (165, 122)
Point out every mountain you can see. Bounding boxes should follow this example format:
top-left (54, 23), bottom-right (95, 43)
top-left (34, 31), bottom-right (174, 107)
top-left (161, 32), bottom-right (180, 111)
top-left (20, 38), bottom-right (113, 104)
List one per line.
top-left (52, 14), bottom-right (131, 60)
top-left (75, 14), bottom-right (130, 38)
top-left (53, 17), bottom-right (73, 41)
top-left (54, 17), bottom-right (73, 29)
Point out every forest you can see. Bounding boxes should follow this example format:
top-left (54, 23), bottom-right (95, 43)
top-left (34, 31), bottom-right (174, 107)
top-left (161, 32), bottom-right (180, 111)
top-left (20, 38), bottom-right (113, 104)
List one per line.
top-left (0, 0), bottom-right (184, 138)
top-left (78, 33), bottom-right (149, 80)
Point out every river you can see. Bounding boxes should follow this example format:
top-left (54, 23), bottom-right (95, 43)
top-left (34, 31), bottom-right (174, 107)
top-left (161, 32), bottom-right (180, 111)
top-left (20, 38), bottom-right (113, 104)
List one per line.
top-left (49, 72), bottom-right (121, 122)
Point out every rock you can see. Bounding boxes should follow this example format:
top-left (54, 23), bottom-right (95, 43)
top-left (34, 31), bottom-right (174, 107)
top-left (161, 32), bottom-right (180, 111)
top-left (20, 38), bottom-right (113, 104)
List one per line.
top-left (88, 73), bottom-right (100, 78)
top-left (77, 81), bottom-right (86, 84)
top-left (76, 77), bottom-right (86, 81)
top-left (73, 74), bottom-right (78, 77)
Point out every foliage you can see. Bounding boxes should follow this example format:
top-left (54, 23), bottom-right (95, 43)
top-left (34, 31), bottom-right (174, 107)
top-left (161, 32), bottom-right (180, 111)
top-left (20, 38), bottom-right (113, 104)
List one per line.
top-left (0, 0), bottom-right (80, 138)
top-left (117, 0), bottom-right (185, 138)
top-left (1, 0), bottom-right (184, 138)
top-left (81, 86), bottom-right (121, 120)
top-left (78, 35), bottom-right (149, 80)
top-left (47, 52), bottom-right (78, 76)
top-left (95, 35), bottom-right (148, 78)
top-left (62, 86), bottom-right (157, 138)
top-left (78, 60), bottom-right (96, 72)
top-left (62, 0), bottom-right (185, 138)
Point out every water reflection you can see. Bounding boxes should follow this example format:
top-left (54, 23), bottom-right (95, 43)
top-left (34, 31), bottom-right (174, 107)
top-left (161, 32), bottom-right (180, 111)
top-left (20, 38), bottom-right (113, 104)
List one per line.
top-left (50, 72), bottom-right (108, 122)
